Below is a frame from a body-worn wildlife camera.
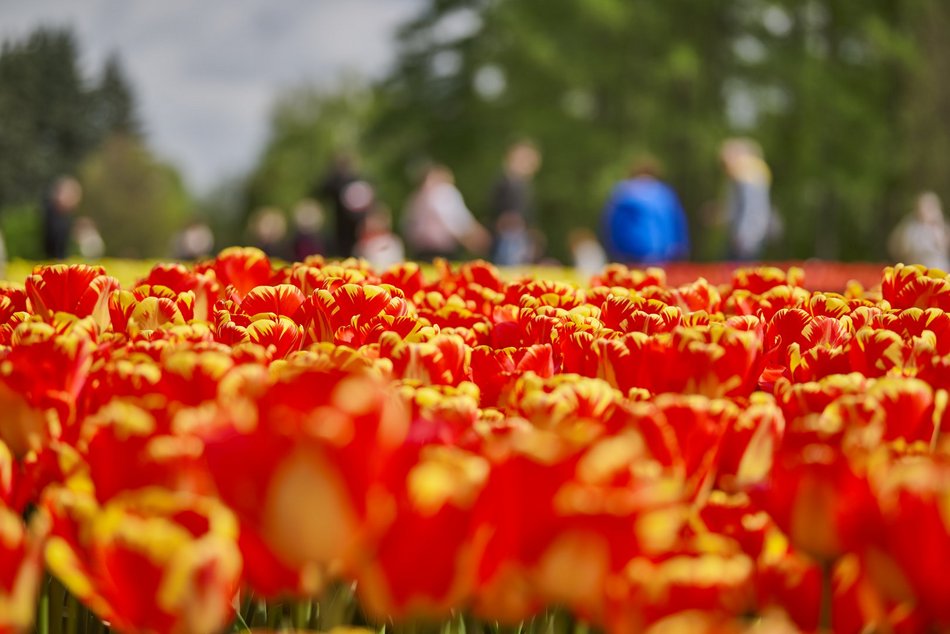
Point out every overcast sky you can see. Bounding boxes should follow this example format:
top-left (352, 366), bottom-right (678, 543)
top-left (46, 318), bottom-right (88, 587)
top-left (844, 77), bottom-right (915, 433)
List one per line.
top-left (0, 0), bottom-right (423, 192)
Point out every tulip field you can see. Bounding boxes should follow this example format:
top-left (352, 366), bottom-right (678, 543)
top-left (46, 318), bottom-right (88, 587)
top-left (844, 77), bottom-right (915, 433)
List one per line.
top-left (4, 249), bottom-right (950, 634)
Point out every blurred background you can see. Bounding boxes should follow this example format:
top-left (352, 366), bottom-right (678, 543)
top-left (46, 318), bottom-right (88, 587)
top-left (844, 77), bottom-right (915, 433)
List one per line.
top-left (1, 0), bottom-right (949, 265)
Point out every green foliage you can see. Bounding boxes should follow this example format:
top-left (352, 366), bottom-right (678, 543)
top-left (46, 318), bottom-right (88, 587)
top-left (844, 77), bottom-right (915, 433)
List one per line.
top-left (0, 204), bottom-right (44, 260)
top-left (731, 0), bottom-right (926, 260)
top-left (90, 53), bottom-right (141, 139)
top-left (245, 77), bottom-right (378, 218)
top-left (0, 28), bottom-right (95, 208)
top-left (198, 176), bottom-right (251, 250)
top-left (245, 0), bottom-right (947, 263)
top-left (78, 135), bottom-right (190, 258)
top-left (0, 26), bottom-right (191, 259)
top-left (369, 0), bottom-right (737, 262)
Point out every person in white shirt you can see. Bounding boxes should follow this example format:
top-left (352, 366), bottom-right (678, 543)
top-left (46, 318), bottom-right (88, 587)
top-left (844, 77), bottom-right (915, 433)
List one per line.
top-left (888, 191), bottom-right (950, 270)
top-left (402, 164), bottom-right (490, 261)
top-left (354, 205), bottom-right (406, 272)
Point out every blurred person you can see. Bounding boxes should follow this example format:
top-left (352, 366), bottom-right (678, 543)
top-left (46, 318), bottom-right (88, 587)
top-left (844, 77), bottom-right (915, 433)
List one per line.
top-left (355, 204), bottom-right (405, 271)
top-left (171, 218), bottom-right (215, 260)
top-left (401, 164), bottom-right (491, 261)
top-left (568, 228), bottom-right (608, 280)
top-left (315, 153), bottom-right (375, 258)
top-left (43, 176), bottom-right (82, 259)
top-left (493, 212), bottom-right (535, 267)
top-left (72, 216), bottom-right (105, 259)
top-left (720, 138), bottom-right (776, 261)
top-left (489, 140), bottom-right (542, 265)
top-left (290, 198), bottom-right (327, 261)
top-left (249, 206), bottom-right (290, 260)
top-left (888, 191), bottom-right (950, 270)
top-left (600, 157), bottom-right (690, 264)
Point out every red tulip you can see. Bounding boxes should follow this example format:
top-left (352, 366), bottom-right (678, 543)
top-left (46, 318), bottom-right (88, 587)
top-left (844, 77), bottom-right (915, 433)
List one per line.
top-left (729, 266), bottom-right (804, 295)
top-left (0, 283), bottom-right (29, 344)
top-left (436, 259), bottom-right (506, 295)
top-left (357, 445), bottom-right (490, 620)
top-left (605, 534), bottom-right (756, 633)
top-left (109, 287), bottom-right (191, 337)
top-left (764, 445), bottom-right (877, 563)
top-left (848, 326), bottom-right (935, 378)
top-left (599, 296), bottom-right (682, 335)
top-left (200, 246), bottom-right (276, 301)
top-left (505, 372), bottom-right (622, 434)
top-left (715, 394), bottom-right (785, 492)
top-left (44, 486), bottom-right (242, 634)
top-left (196, 365), bottom-right (409, 597)
top-left (298, 283), bottom-right (415, 346)
top-left (590, 264), bottom-right (666, 290)
top-left (380, 262), bottom-right (426, 298)
top-left (379, 331), bottom-right (470, 386)
top-left (25, 264), bottom-right (119, 328)
top-left (725, 285), bottom-right (812, 321)
top-left (765, 309), bottom-right (850, 367)
top-left (470, 344), bottom-right (555, 407)
top-left (0, 322), bottom-right (94, 455)
top-left (286, 261), bottom-right (376, 295)
top-left (598, 323), bottom-right (763, 398)
top-left (866, 457), bottom-right (950, 625)
top-left (82, 398), bottom-right (213, 503)
top-left (505, 279), bottom-right (584, 310)
top-left (881, 263), bottom-right (950, 311)
top-left (137, 262), bottom-right (220, 321)
top-left (473, 425), bottom-right (686, 624)
top-left (398, 382), bottom-right (481, 446)
top-left (412, 292), bottom-right (490, 337)
top-left (0, 504), bottom-right (47, 633)
top-left (281, 342), bottom-right (391, 376)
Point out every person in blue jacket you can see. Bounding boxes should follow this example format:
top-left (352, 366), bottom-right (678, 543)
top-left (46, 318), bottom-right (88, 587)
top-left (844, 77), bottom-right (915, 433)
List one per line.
top-left (601, 158), bottom-right (690, 264)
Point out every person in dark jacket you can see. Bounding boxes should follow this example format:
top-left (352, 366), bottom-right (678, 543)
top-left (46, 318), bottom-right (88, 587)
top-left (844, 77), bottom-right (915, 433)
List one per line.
top-left (315, 153), bottom-right (375, 258)
top-left (489, 140), bottom-right (541, 265)
top-left (43, 176), bottom-right (83, 260)
top-left (601, 158), bottom-right (690, 264)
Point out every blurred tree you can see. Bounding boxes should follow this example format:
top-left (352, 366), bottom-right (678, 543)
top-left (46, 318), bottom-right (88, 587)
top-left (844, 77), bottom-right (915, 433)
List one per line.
top-left (903, 0), bottom-right (950, 217)
top-left (0, 27), bottom-right (95, 208)
top-left (243, 0), bottom-right (950, 263)
top-left (0, 25), bottom-right (189, 258)
top-left (197, 175), bottom-right (249, 250)
top-left (77, 135), bottom-right (189, 258)
top-left (246, 77), bottom-right (378, 217)
top-left (90, 53), bottom-right (142, 139)
top-left (370, 0), bottom-right (737, 262)
top-left (366, 0), bottom-right (950, 262)
top-left (731, 0), bottom-right (924, 260)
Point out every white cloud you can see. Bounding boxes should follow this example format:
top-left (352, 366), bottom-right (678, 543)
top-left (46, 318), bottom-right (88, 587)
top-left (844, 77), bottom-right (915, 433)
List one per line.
top-left (0, 0), bottom-right (422, 192)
